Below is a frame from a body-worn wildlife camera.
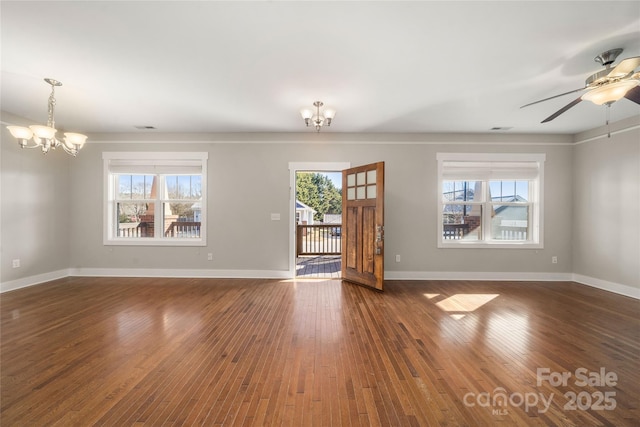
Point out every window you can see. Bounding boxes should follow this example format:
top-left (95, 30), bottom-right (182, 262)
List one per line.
top-left (103, 152), bottom-right (208, 246)
top-left (437, 153), bottom-right (545, 248)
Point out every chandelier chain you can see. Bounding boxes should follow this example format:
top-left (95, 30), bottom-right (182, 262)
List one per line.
top-left (48, 85), bottom-right (57, 129)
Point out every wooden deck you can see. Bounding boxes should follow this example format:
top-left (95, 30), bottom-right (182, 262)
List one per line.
top-left (296, 255), bottom-right (341, 278)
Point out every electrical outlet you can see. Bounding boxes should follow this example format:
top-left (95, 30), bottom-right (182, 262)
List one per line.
top-left (12, 259), bottom-right (20, 268)
top-left (552, 256), bottom-right (558, 264)
top-left (207, 253), bottom-right (213, 261)
top-left (395, 255), bottom-right (401, 263)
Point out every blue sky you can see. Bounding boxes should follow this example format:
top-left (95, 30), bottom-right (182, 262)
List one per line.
top-left (326, 172), bottom-right (342, 190)
top-left (296, 171), bottom-right (343, 190)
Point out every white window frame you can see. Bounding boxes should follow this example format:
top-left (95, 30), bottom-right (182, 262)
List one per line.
top-left (437, 153), bottom-right (545, 249)
top-left (103, 152), bottom-right (208, 246)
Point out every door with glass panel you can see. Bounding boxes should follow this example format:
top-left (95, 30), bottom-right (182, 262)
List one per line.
top-left (341, 162), bottom-right (385, 291)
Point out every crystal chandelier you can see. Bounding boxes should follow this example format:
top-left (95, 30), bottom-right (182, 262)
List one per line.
top-left (7, 78), bottom-right (87, 156)
top-left (300, 101), bottom-right (336, 132)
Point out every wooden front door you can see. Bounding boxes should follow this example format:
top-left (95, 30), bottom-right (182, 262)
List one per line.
top-left (341, 162), bottom-right (385, 291)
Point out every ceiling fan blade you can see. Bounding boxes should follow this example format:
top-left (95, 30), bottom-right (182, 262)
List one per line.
top-left (624, 85), bottom-right (640, 105)
top-left (607, 56), bottom-right (640, 78)
top-left (521, 87), bottom-right (586, 108)
top-left (541, 97), bottom-right (583, 123)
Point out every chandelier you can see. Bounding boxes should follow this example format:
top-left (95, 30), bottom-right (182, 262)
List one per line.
top-left (300, 101), bottom-right (336, 132)
top-left (7, 78), bottom-right (87, 156)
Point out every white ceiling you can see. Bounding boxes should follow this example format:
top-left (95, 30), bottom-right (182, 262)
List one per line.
top-left (2, 1), bottom-right (640, 136)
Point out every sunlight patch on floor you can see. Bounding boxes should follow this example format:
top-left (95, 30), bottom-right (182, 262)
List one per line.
top-left (426, 293), bottom-right (500, 319)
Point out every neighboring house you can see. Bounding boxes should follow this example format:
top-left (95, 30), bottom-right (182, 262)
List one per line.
top-left (323, 214), bottom-right (342, 224)
top-left (296, 200), bottom-right (316, 225)
top-left (191, 201), bottom-right (202, 222)
top-left (492, 195), bottom-right (528, 240)
top-left (492, 195), bottom-right (527, 217)
top-left (323, 214), bottom-right (343, 236)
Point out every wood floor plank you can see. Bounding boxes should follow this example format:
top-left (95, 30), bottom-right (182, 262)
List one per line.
top-left (1, 277), bottom-right (638, 426)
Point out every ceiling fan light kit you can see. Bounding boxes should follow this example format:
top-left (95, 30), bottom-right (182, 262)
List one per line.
top-left (300, 101), bottom-right (335, 132)
top-left (6, 78), bottom-right (87, 156)
top-left (522, 48), bottom-right (640, 123)
top-left (581, 79), bottom-right (640, 105)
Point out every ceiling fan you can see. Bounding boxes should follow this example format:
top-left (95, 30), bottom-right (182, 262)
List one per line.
top-left (522, 48), bottom-right (640, 123)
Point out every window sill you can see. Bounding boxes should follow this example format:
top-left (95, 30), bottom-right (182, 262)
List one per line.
top-left (104, 238), bottom-right (206, 247)
top-left (438, 241), bottom-right (542, 249)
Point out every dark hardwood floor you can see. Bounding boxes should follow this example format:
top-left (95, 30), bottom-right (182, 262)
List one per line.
top-left (1, 277), bottom-right (638, 426)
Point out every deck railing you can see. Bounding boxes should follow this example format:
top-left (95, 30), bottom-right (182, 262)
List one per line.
top-left (443, 223), bottom-right (528, 241)
top-left (118, 222), bottom-right (145, 237)
top-left (118, 221), bottom-right (201, 238)
top-left (297, 224), bottom-right (342, 256)
top-left (497, 226), bottom-right (527, 241)
top-left (165, 221), bottom-right (201, 238)
top-left (443, 223), bottom-right (469, 240)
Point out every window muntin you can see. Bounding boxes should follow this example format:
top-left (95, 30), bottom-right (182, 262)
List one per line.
top-left (104, 152), bottom-right (207, 246)
top-left (437, 153), bottom-right (544, 248)
top-left (346, 169), bottom-right (377, 200)
top-left (118, 174), bottom-right (153, 199)
top-left (442, 179), bottom-right (531, 242)
top-left (165, 175), bottom-right (202, 200)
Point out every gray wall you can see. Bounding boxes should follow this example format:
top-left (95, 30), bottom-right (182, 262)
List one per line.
top-left (572, 121), bottom-right (640, 289)
top-left (2, 119), bottom-right (638, 293)
top-left (1, 125), bottom-right (71, 283)
top-left (66, 134), bottom-right (574, 276)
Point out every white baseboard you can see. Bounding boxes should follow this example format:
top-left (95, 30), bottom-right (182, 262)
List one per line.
top-left (0, 268), bottom-right (290, 292)
top-left (0, 269), bottom-right (70, 293)
top-left (67, 268), bottom-right (291, 280)
top-left (572, 274), bottom-right (640, 299)
top-left (385, 271), bottom-right (572, 282)
top-left (386, 271), bottom-right (639, 299)
top-left (3, 269), bottom-right (637, 301)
